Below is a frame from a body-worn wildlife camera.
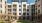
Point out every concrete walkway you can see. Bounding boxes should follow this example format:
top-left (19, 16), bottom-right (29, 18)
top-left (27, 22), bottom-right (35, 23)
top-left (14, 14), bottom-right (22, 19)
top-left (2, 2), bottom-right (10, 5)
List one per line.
top-left (11, 20), bottom-right (18, 23)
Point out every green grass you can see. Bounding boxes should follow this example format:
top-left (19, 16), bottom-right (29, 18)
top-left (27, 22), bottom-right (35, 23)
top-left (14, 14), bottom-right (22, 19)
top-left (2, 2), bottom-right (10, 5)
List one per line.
top-left (17, 20), bottom-right (36, 23)
top-left (17, 20), bottom-right (30, 23)
top-left (0, 20), bottom-right (10, 23)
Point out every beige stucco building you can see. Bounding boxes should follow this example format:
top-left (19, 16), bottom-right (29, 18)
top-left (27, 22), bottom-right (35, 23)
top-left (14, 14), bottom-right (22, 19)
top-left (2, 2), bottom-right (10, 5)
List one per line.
top-left (35, 0), bottom-right (42, 23)
top-left (0, 0), bottom-right (6, 14)
top-left (0, 0), bottom-right (35, 21)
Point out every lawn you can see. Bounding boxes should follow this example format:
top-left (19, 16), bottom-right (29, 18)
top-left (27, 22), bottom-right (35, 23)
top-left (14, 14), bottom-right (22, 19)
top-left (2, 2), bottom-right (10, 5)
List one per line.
top-left (17, 20), bottom-right (36, 23)
top-left (0, 20), bottom-right (10, 23)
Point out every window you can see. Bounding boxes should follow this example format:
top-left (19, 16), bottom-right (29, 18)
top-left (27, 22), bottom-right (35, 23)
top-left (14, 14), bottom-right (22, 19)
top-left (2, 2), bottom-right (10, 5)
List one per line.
top-left (13, 13), bottom-right (17, 15)
top-left (23, 13), bottom-right (26, 15)
top-left (23, 4), bottom-right (26, 8)
top-left (13, 5), bottom-right (16, 8)
top-left (36, 8), bottom-right (37, 10)
top-left (5, 1), bottom-right (6, 4)
top-left (27, 9), bottom-right (29, 12)
top-left (36, 0), bottom-right (37, 2)
top-left (0, 0), bottom-right (2, 2)
top-left (38, 0), bottom-right (40, 1)
top-left (35, 5), bottom-right (37, 7)
top-left (31, 13), bottom-right (34, 16)
top-left (8, 5), bottom-right (11, 8)
top-left (19, 17), bottom-right (21, 20)
top-left (27, 13), bottom-right (29, 15)
top-left (19, 5), bottom-right (21, 7)
top-left (0, 4), bottom-right (2, 8)
top-left (8, 9), bottom-right (11, 12)
top-left (5, 6), bottom-right (6, 9)
top-left (27, 17), bottom-right (29, 20)
top-left (38, 10), bottom-right (40, 13)
top-left (27, 6), bottom-right (29, 8)
top-left (15, 13), bottom-right (17, 15)
top-left (13, 9), bottom-right (16, 11)
top-left (38, 4), bottom-right (40, 7)
top-left (13, 13), bottom-right (14, 15)
top-left (19, 9), bottom-right (21, 11)
top-left (23, 9), bottom-right (26, 11)
top-left (36, 12), bottom-right (37, 15)
top-left (0, 10), bottom-right (2, 14)
top-left (8, 13), bottom-right (11, 14)
top-left (32, 9), bottom-right (35, 12)
top-left (19, 13), bottom-right (21, 15)
top-left (38, 16), bottom-right (40, 20)
top-left (13, 17), bottom-right (16, 19)
top-left (11, 16), bottom-right (12, 19)
top-left (5, 11), bottom-right (6, 13)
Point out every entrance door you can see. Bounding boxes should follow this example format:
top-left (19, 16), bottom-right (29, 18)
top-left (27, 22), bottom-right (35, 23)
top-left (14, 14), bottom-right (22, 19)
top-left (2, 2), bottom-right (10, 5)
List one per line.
top-left (23, 17), bottom-right (26, 20)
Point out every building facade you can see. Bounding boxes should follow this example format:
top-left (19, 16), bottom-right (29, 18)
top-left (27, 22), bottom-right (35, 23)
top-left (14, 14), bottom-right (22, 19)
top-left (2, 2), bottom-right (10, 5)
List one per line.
top-left (31, 4), bottom-right (35, 21)
top-left (0, 0), bottom-right (35, 21)
top-left (35, 0), bottom-right (42, 23)
top-left (6, 2), bottom-right (32, 20)
top-left (0, 0), bottom-right (6, 14)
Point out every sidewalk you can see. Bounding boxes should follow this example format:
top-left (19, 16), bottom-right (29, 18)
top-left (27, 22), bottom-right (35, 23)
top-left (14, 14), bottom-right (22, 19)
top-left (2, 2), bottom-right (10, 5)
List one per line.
top-left (11, 20), bottom-right (18, 23)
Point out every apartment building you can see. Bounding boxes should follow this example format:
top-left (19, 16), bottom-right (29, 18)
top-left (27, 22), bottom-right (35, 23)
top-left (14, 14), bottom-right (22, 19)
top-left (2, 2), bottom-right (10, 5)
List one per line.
top-left (0, 0), bottom-right (13, 21)
top-left (0, 0), bottom-right (5, 20)
top-left (6, 0), bottom-right (35, 20)
top-left (0, 0), bottom-right (35, 21)
top-left (35, 0), bottom-right (42, 23)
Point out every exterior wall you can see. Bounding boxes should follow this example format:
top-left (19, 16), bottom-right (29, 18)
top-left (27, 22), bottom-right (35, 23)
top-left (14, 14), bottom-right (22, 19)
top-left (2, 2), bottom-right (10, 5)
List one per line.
top-left (0, 0), bottom-right (5, 14)
top-left (27, 4), bottom-right (32, 16)
top-left (2, 0), bottom-right (5, 14)
top-left (6, 3), bottom-right (12, 14)
top-left (0, 0), bottom-right (35, 20)
top-left (35, 0), bottom-right (42, 23)
top-left (35, 0), bottom-right (42, 15)
top-left (6, 2), bottom-right (33, 20)
top-left (22, 2), bottom-right (27, 16)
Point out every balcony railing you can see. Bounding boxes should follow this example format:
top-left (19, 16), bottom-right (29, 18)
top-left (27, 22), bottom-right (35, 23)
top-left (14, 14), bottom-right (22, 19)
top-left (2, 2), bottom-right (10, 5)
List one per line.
top-left (23, 7), bottom-right (26, 8)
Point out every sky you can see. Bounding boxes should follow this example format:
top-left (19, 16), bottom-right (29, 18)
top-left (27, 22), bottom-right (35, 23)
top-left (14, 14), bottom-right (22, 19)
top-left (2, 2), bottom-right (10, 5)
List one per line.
top-left (7, 0), bottom-right (35, 4)
top-left (28, 0), bottom-right (35, 4)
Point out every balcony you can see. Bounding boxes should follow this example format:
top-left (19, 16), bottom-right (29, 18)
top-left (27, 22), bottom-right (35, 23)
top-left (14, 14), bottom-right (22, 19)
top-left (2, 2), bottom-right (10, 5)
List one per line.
top-left (13, 12), bottom-right (16, 14)
top-left (23, 9), bottom-right (26, 12)
top-left (23, 7), bottom-right (26, 8)
top-left (13, 9), bottom-right (17, 12)
top-left (23, 11), bottom-right (26, 12)
top-left (8, 9), bottom-right (12, 12)
top-left (13, 7), bottom-right (16, 8)
top-left (8, 11), bottom-right (12, 13)
top-left (13, 11), bottom-right (17, 12)
top-left (8, 5), bottom-right (11, 8)
top-left (23, 4), bottom-right (26, 8)
top-left (13, 5), bottom-right (17, 9)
